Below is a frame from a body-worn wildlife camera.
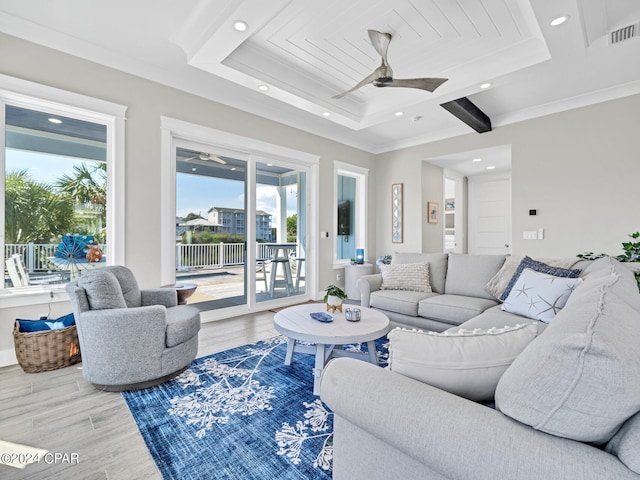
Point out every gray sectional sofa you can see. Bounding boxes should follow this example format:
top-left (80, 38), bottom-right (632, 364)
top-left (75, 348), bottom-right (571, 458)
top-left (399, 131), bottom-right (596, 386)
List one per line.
top-left (357, 252), bottom-right (589, 332)
top-left (321, 254), bottom-right (640, 479)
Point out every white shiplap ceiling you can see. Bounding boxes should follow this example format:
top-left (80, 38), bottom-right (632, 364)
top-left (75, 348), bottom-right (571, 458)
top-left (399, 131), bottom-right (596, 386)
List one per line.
top-left (0, 0), bottom-right (639, 155)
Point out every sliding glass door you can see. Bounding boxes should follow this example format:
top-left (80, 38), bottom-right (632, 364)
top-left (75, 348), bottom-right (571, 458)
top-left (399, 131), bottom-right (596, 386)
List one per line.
top-left (173, 146), bottom-right (307, 312)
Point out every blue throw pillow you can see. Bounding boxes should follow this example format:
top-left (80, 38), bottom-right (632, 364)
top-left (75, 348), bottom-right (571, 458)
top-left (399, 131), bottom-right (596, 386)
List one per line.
top-left (499, 256), bottom-right (582, 302)
top-left (17, 313), bottom-right (75, 332)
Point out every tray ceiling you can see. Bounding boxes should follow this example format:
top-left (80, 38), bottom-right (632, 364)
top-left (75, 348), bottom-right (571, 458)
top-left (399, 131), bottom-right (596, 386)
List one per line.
top-left (0, 0), bottom-right (639, 153)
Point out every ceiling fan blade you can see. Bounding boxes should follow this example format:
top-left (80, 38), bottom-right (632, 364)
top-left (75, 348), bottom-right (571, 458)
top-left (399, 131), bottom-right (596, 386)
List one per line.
top-left (376, 77), bottom-right (448, 92)
top-left (332, 69), bottom-right (382, 99)
top-left (367, 30), bottom-right (391, 64)
top-left (210, 155), bottom-right (227, 165)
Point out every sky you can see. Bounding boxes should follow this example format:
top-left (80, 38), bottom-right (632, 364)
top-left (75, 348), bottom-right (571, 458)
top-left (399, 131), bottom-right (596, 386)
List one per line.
top-left (176, 172), bottom-right (299, 224)
top-left (7, 150), bottom-right (299, 225)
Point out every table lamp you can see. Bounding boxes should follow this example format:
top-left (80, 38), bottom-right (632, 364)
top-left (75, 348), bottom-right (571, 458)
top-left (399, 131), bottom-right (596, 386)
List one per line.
top-left (356, 249), bottom-right (364, 264)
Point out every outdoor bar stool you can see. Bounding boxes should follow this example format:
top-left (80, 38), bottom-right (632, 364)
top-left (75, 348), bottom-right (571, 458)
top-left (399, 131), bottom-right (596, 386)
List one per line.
top-left (293, 257), bottom-right (305, 292)
top-left (269, 257), bottom-right (293, 297)
top-left (256, 258), bottom-right (269, 292)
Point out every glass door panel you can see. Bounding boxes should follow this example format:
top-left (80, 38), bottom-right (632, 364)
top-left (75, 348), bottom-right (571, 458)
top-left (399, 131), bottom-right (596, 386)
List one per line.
top-left (256, 161), bottom-right (306, 303)
top-left (175, 147), bottom-right (247, 311)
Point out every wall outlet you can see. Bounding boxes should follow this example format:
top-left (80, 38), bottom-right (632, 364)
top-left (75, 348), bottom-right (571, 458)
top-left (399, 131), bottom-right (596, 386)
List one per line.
top-left (336, 273), bottom-right (342, 281)
top-left (538, 228), bottom-right (545, 240)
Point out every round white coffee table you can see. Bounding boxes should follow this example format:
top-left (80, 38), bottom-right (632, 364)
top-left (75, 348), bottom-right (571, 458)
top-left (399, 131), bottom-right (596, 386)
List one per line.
top-left (273, 303), bottom-right (390, 395)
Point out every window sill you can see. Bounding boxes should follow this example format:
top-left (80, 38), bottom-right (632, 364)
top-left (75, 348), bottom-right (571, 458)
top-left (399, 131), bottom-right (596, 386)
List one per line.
top-left (0, 285), bottom-right (68, 309)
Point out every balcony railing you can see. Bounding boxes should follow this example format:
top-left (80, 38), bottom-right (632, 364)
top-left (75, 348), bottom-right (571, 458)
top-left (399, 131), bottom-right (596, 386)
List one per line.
top-left (5, 242), bottom-right (299, 274)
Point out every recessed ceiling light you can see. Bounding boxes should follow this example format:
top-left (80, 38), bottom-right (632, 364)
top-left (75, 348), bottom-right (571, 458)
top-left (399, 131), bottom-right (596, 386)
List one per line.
top-left (550, 15), bottom-right (569, 26)
top-left (191, 167), bottom-right (197, 172)
top-left (472, 158), bottom-right (482, 162)
top-left (233, 20), bottom-right (248, 32)
top-left (322, 112), bottom-right (331, 117)
top-left (267, 163), bottom-right (273, 167)
top-left (395, 111), bottom-right (404, 117)
top-left (487, 165), bottom-right (496, 170)
top-left (258, 85), bottom-right (269, 91)
top-left (48, 118), bottom-right (62, 124)
top-left (231, 167), bottom-right (237, 171)
top-left (480, 82), bottom-right (492, 89)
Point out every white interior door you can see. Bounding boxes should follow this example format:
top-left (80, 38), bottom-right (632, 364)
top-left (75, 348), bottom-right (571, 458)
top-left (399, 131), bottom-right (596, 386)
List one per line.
top-left (468, 175), bottom-right (511, 255)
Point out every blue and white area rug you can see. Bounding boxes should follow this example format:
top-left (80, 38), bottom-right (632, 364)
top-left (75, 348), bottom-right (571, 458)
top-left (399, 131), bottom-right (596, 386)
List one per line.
top-left (123, 335), bottom-right (388, 480)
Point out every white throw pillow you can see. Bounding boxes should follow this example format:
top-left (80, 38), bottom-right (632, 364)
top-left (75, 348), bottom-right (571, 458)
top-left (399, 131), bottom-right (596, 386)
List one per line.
top-left (388, 323), bottom-right (541, 402)
top-left (501, 268), bottom-right (583, 323)
top-left (380, 262), bottom-right (431, 293)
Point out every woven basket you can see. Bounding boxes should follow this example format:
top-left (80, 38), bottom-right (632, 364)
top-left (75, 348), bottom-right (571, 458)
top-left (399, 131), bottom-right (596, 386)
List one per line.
top-left (13, 321), bottom-right (81, 373)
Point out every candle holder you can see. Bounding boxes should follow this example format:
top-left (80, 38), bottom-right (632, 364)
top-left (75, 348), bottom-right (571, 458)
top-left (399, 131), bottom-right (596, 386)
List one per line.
top-left (345, 308), bottom-right (361, 322)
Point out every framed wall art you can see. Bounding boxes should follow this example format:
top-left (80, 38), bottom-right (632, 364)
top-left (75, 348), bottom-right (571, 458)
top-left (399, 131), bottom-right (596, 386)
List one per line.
top-left (427, 201), bottom-right (439, 224)
top-left (445, 198), bottom-right (455, 211)
top-left (392, 183), bottom-right (403, 243)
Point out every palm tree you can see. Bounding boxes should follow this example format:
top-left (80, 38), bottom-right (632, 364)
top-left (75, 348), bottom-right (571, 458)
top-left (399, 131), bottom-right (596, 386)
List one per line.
top-left (55, 162), bottom-right (107, 240)
top-left (5, 170), bottom-right (75, 244)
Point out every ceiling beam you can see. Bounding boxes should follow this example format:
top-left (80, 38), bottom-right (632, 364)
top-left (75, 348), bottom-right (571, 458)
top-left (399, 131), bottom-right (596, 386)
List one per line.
top-left (440, 97), bottom-right (492, 133)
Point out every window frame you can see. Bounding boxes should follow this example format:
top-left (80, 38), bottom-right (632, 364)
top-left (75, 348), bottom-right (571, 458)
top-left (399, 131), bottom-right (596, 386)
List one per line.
top-left (0, 74), bottom-right (126, 304)
top-left (333, 161), bottom-right (368, 267)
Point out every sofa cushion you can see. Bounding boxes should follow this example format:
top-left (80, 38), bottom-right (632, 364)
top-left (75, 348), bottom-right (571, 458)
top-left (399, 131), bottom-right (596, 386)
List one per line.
top-left (499, 256), bottom-right (582, 302)
top-left (501, 268), bottom-right (583, 323)
top-left (105, 265), bottom-right (142, 307)
top-left (165, 305), bottom-right (201, 347)
top-left (495, 257), bottom-right (640, 443)
top-left (392, 252), bottom-right (448, 293)
top-left (388, 323), bottom-right (541, 401)
top-left (380, 263), bottom-right (431, 292)
top-left (444, 254), bottom-right (506, 300)
top-left (606, 411), bottom-right (640, 474)
top-left (418, 294), bottom-right (498, 326)
top-left (370, 290), bottom-right (438, 317)
top-left (457, 305), bottom-right (547, 332)
top-left (78, 270), bottom-right (127, 310)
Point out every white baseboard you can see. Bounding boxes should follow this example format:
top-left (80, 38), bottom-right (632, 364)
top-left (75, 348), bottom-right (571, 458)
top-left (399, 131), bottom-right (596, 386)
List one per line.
top-left (0, 348), bottom-right (17, 368)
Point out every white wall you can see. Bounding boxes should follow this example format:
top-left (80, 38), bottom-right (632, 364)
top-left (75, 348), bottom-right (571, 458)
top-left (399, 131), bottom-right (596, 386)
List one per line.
top-left (0, 33), bottom-right (377, 363)
top-left (375, 93), bottom-right (640, 259)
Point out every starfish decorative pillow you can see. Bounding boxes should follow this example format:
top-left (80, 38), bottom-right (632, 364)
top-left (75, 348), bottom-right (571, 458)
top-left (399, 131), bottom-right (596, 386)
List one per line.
top-left (501, 268), bottom-right (583, 323)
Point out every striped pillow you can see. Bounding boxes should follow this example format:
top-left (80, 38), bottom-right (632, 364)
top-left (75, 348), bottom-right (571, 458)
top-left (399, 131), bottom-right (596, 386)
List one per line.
top-left (380, 263), bottom-right (431, 292)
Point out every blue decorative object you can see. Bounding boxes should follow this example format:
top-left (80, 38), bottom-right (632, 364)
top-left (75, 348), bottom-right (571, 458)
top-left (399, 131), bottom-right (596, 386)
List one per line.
top-left (356, 248), bottom-right (365, 264)
top-left (17, 313), bottom-right (75, 332)
top-left (54, 234), bottom-right (96, 260)
top-left (310, 312), bottom-right (333, 323)
top-left (122, 336), bottom-right (389, 480)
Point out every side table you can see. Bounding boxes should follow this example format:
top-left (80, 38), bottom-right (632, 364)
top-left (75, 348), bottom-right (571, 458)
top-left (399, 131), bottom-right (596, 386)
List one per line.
top-left (344, 263), bottom-right (374, 300)
top-left (162, 283), bottom-right (197, 305)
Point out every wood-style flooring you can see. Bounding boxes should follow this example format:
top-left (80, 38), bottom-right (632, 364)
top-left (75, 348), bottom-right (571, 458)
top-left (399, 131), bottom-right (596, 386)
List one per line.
top-left (0, 311), bottom-right (279, 480)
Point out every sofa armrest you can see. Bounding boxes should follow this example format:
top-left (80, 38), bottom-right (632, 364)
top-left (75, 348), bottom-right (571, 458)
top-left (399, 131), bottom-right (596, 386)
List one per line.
top-left (320, 358), bottom-right (635, 480)
top-left (356, 273), bottom-right (382, 307)
top-left (141, 288), bottom-right (178, 308)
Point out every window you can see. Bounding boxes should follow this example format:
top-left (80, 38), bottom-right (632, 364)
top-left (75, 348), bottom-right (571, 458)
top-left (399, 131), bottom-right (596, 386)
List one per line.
top-left (334, 161), bottom-right (368, 264)
top-left (0, 75), bottom-right (126, 295)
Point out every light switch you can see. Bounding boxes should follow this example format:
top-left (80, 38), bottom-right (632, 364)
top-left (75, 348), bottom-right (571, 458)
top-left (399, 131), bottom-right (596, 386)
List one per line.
top-left (523, 231), bottom-right (538, 240)
top-left (538, 228), bottom-right (544, 240)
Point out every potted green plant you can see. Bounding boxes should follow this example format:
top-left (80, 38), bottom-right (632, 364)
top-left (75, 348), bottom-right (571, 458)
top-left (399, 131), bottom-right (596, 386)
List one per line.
top-left (324, 284), bottom-right (348, 312)
top-left (577, 231), bottom-right (640, 290)
top-left (617, 232), bottom-right (640, 289)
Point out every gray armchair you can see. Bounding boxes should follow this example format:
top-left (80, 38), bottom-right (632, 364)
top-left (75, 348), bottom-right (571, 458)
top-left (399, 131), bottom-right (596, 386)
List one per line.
top-left (65, 265), bottom-right (200, 391)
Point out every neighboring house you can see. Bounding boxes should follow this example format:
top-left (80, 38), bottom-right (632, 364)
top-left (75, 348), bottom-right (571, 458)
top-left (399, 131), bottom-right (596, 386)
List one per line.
top-left (207, 207), bottom-right (272, 241)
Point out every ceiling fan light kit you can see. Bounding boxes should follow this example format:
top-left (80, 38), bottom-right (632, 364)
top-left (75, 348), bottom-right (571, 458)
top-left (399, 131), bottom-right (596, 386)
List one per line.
top-left (332, 29), bottom-right (448, 99)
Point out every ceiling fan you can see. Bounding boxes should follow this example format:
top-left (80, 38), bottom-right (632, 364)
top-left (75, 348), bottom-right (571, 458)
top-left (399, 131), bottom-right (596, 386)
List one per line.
top-left (183, 152), bottom-right (227, 165)
top-left (332, 29), bottom-right (448, 99)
